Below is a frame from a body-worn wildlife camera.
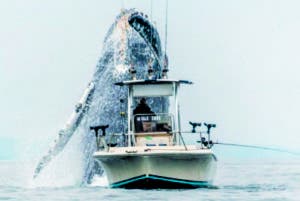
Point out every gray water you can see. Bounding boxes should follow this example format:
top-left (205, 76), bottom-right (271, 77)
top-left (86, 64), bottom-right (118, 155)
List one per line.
top-left (1, 158), bottom-right (299, 201)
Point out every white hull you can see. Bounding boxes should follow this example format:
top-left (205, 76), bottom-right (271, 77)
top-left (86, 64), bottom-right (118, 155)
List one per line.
top-left (94, 146), bottom-right (217, 188)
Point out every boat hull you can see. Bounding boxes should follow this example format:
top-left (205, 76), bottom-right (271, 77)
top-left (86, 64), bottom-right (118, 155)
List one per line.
top-left (94, 147), bottom-right (217, 189)
top-left (110, 174), bottom-right (211, 189)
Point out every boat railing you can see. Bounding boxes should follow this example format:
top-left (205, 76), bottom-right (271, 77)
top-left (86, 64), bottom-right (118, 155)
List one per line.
top-left (96, 131), bottom-right (214, 151)
top-left (93, 124), bottom-right (214, 151)
top-left (170, 130), bottom-right (215, 149)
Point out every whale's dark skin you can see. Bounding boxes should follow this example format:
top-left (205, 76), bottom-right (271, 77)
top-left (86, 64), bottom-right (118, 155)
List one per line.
top-left (33, 9), bottom-right (168, 184)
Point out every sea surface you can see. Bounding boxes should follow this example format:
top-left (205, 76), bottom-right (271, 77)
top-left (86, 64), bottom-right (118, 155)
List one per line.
top-left (0, 158), bottom-right (299, 201)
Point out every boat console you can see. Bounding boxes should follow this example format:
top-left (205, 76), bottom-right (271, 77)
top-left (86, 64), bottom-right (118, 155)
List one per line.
top-left (134, 113), bottom-right (173, 146)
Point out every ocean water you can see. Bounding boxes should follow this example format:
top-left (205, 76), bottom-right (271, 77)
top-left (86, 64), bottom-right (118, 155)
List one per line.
top-left (1, 158), bottom-right (299, 201)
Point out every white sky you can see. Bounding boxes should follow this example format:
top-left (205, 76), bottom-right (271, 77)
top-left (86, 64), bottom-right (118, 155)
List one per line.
top-left (0, 0), bottom-right (299, 151)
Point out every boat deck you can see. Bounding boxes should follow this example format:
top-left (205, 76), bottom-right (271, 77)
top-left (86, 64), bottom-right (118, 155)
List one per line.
top-left (94, 145), bottom-right (214, 157)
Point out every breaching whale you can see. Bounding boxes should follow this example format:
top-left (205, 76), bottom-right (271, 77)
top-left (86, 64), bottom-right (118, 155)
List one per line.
top-left (33, 8), bottom-right (168, 184)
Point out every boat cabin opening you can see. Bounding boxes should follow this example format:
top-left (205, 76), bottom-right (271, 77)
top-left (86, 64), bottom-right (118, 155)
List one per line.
top-left (115, 79), bottom-right (192, 147)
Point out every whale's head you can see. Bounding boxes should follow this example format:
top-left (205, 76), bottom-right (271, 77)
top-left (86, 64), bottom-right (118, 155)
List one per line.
top-left (94, 8), bottom-right (164, 82)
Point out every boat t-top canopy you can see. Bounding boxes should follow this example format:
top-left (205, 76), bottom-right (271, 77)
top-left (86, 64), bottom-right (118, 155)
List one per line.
top-left (115, 79), bottom-right (192, 97)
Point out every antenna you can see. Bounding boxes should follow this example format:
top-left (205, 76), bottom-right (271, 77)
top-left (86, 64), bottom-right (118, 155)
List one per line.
top-left (150, 0), bottom-right (153, 21)
top-left (162, 0), bottom-right (169, 78)
top-left (150, 0), bottom-right (153, 46)
top-left (164, 0), bottom-right (168, 56)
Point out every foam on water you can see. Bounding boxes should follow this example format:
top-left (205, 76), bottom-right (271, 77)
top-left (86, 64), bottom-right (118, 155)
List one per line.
top-left (31, 132), bottom-right (85, 187)
top-left (89, 175), bottom-right (109, 187)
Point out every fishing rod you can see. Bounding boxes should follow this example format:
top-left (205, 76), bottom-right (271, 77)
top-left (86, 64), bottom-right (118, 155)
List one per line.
top-left (213, 142), bottom-right (300, 156)
top-left (186, 121), bottom-right (300, 156)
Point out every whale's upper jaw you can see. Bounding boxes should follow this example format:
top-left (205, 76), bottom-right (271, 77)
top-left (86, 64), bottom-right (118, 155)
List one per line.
top-left (100, 8), bottom-right (163, 75)
top-left (128, 12), bottom-right (162, 58)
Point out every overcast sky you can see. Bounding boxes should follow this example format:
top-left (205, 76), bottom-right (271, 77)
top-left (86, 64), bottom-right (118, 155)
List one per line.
top-left (0, 0), bottom-right (299, 159)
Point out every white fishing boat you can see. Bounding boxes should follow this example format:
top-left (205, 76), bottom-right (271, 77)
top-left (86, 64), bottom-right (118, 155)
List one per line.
top-left (93, 78), bottom-right (217, 189)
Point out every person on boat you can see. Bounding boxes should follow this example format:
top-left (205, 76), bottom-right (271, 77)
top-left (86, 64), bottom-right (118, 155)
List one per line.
top-left (133, 98), bottom-right (154, 132)
top-left (133, 98), bottom-right (154, 115)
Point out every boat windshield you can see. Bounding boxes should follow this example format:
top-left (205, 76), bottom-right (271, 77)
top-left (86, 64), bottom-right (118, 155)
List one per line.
top-left (134, 113), bottom-right (173, 133)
